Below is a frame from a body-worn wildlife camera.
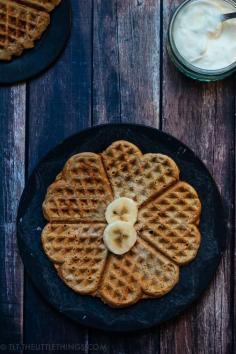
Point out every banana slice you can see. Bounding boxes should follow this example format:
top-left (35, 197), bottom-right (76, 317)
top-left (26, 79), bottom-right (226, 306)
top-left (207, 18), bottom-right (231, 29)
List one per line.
top-left (105, 197), bottom-right (138, 225)
top-left (103, 221), bottom-right (137, 255)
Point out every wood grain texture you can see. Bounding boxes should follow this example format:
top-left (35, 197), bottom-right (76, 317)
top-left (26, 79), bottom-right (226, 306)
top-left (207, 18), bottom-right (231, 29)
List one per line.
top-left (93, 0), bottom-right (121, 123)
top-left (0, 86), bottom-right (26, 347)
top-left (93, 0), bottom-right (160, 126)
top-left (160, 1), bottom-right (235, 354)
top-left (23, 1), bottom-right (92, 353)
top-left (117, 0), bottom-right (160, 125)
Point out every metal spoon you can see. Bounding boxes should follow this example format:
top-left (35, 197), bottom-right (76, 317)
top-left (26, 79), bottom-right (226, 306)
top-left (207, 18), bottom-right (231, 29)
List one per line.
top-left (221, 12), bottom-right (236, 21)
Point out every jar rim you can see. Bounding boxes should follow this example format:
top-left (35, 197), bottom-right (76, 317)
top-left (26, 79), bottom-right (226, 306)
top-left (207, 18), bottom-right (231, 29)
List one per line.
top-left (168, 0), bottom-right (236, 76)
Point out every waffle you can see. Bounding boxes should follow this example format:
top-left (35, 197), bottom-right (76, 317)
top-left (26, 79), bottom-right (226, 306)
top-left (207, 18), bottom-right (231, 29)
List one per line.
top-left (18, 0), bottom-right (61, 12)
top-left (42, 223), bottom-right (108, 294)
top-left (102, 140), bottom-right (180, 206)
top-left (136, 182), bottom-right (201, 265)
top-left (41, 140), bottom-right (202, 308)
top-left (0, 0), bottom-right (60, 61)
top-left (43, 153), bottom-right (113, 222)
top-left (98, 238), bottom-right (179, 307)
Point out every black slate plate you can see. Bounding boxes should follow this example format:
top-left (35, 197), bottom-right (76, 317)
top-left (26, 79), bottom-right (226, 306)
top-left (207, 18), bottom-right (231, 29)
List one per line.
top-left (0, 0), bottom-right (71, 84)
top-left (17, 124), bottom-right (227, 332)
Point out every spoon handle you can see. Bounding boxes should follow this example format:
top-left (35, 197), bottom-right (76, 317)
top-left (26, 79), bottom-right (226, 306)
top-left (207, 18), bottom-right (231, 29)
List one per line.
top-left (222, 12), bottom-right (236, 21)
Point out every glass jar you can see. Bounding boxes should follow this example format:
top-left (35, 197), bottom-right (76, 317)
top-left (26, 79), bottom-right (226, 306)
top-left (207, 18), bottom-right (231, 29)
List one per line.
top-left (167, 0), bottom-right (236, 82)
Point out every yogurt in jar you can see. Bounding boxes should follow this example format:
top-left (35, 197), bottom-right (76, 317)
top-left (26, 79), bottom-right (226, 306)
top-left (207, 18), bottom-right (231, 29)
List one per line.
top-left (172, 0), bottom-right (236, 70)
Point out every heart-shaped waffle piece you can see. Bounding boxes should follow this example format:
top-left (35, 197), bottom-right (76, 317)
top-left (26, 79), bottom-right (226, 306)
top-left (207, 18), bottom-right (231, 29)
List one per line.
top-left (42, 223), bottom-right (108, 294)
top-left (98, 238), bottom-right (179, 307)
top-left (137, 182), bottom-right (201, 265)
top-left (102, 140), bottom-right (180, 206)
top-left (43, 153), bottom-right (113, 222)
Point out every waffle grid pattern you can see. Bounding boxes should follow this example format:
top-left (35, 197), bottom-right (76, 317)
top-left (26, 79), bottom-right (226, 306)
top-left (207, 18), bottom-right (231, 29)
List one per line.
top-left (137, 182), bottom-right (201, 265)
top-left (42, 224), bottom-right (108, 294)
top-left (43, 153), bottom-right (113, 222)
top-left (18, 0), bottom-right (61, 12)
top-left (99, 239), bottom-right (179, 306)
top-left (0, 0), bottom-right (60, 60)
top-left (41, 141), bottom-right (201, 307)
top-left (102, 141), bottom-right (180, 205)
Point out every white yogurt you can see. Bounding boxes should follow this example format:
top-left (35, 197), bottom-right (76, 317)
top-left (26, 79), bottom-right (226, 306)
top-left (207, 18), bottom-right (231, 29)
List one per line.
top-left (173, 0), bottom-right (236, 70)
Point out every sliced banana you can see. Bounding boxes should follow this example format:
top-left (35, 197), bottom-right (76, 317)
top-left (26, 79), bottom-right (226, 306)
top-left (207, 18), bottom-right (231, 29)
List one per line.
top-left (103, 221), bottom-right (137, 255)
top-left (105, 197), bottom-right (138, 225)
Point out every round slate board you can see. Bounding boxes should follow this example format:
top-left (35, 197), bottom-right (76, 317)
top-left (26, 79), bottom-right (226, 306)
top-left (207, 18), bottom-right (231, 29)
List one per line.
top-left (0, 0), bottom-right (71, 84)
top-left (17, 124), bottom-right (227, 332)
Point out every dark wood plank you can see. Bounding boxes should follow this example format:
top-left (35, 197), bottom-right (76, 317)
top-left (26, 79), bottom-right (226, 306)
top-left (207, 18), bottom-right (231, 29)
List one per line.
top-left (117, 0), bottom-right (161, 125)
top-left (160, 1), bottom-right (235, 353)
top-left (90, 1), bottom-right (161, 353)
top-left (92, 0), bottom-right (121, 124)
top-left (89, 329), bottom-right (160, 354)
top-left (92, 0), bottom-right (160, 126)
top-left (23, 1), bottom-right (92, 353)
top-left (0, 85), bottom-right (25, 348)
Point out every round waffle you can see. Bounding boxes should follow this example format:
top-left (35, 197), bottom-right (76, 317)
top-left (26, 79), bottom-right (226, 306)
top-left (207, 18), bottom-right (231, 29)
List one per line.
top-left (42, 140), bottom-right (202, 308)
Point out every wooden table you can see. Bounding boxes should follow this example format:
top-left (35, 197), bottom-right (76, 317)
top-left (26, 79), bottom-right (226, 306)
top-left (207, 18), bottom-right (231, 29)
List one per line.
top-left (0, 1), bottom-right (235, 353)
